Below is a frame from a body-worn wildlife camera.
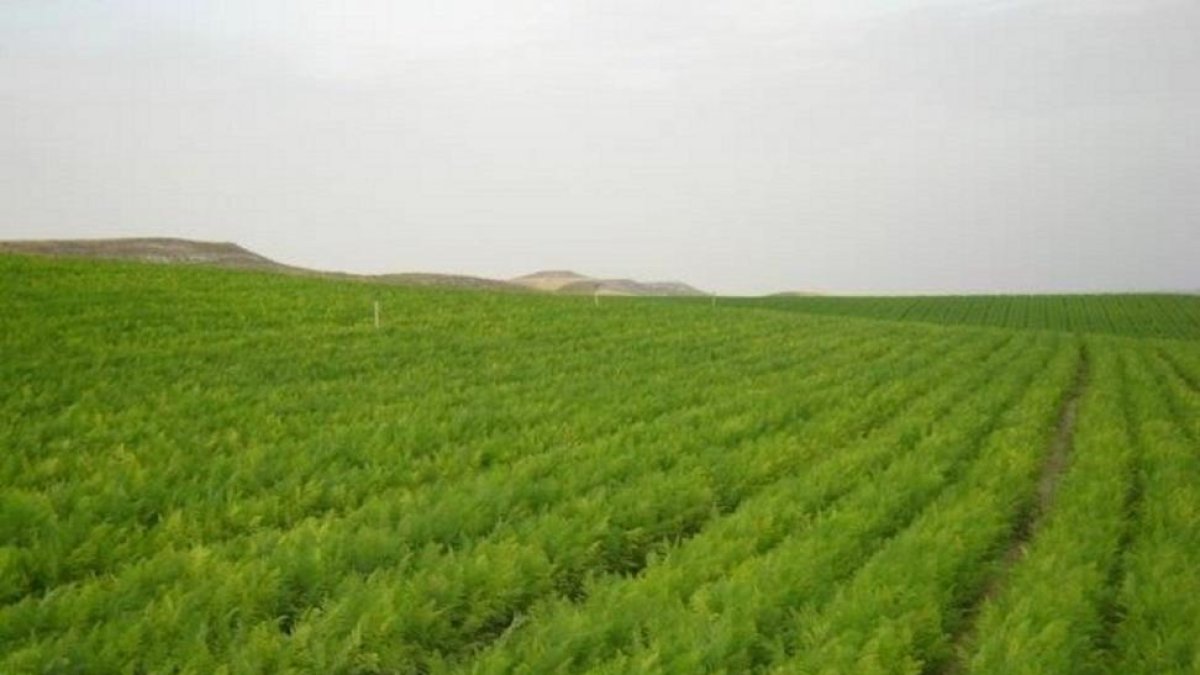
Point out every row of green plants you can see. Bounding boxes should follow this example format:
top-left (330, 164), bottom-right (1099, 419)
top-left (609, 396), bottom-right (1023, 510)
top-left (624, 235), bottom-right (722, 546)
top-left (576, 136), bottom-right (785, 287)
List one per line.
top-left (279, 334), bottom-right (1031, 673)
top-left (1108, 343), bottom-right (1200, 673)
top-left (1, 255), bottom-right (1005, 672)
top-left (958, 339), bottom-right (1134, 673)
top-left (0, 309), bottom-right (925, 597)
top-left (4, 255), bottom-right (1198, 673)
top-left (461, 333), bottom-right (1059, 673)
top-left (733, 294), bottom-right (1200, 339)
top-left (768, 340), bottom-right (1080, 673)
top-left (2, 314), bottom-right (888, 599)
top-left (961, 339), bottom-right (1200, 674)
top-left (10, 253), bottom-right (934, 582)
top-left (0, 325), bottom-right (985, 671)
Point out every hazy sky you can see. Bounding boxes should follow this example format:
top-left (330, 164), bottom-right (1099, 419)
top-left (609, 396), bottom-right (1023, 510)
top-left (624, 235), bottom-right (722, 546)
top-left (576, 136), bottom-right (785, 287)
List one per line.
top-left (2, 0), bottom-right (1197, 294)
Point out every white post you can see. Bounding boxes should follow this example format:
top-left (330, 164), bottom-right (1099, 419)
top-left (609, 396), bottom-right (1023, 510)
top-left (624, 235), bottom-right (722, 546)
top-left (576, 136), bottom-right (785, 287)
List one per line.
top-left (374, 301), bottom-right (380, 328)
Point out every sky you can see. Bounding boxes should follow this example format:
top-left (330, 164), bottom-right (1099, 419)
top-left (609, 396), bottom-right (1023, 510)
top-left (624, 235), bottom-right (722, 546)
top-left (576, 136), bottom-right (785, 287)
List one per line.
top-left (1, 0), bottom-right (1197, 295)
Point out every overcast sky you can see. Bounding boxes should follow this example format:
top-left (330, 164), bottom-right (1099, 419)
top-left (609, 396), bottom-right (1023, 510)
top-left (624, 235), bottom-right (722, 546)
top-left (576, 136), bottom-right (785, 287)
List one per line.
top-left (2, 0), bottom-right (1197, 294)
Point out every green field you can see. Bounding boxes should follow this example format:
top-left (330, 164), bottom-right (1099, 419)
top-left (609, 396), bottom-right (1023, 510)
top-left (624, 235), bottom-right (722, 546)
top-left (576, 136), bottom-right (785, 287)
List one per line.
top-left (3, 255), bottom-right (1198, 674)
top-left (731, 294), bottom-right (1200, 339)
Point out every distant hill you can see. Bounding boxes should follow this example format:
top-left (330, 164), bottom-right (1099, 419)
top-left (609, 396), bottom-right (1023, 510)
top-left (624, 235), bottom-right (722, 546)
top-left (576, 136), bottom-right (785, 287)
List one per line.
top-left (509, 270), bottom-right (592, 292)
top-left (0, 238), bottom-right (281, 269)
top-left (511, 270), bottom-right (706, 297)
top-left (0, 239), bottom-right (709, 295)
top-left (0, 238), bottom-right (523, 292)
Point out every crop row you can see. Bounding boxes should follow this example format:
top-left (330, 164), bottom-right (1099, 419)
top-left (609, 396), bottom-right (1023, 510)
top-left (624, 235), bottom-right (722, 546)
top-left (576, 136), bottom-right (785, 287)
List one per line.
top-left (958, 339), bottom-right (1133, 673)
top-left (768, 337), bottom-right (1080, 673)
top-left (233, 335), bottom-right (1034, 672)
top-left (949, 338), bottom-right (1200, 674)
top-left (732, 294), bottom-right (1200, 339)
top-left (1, 327), bottom-right (991, 671)
top-left (4, 257), bottom-right (1022, 671)
top-left (459, 332), bottom-right (1060, 673)
top-left (1107, 343), bottom-right (1200, 673)
top-left (5, 255), bottom-right (1196, 673)
top-left (1, 317), bottom-right (892, 598)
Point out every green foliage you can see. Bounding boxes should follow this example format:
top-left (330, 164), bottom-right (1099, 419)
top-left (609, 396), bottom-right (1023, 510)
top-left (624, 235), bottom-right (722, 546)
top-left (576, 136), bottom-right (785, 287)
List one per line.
top-left (733, 294), bottom-right (1200, 339)
top-left (1107, 345), bottom-right (1200, 674)
top-left (1, 255), bottom-right (1198, 673)
top-left (961, 339), bottom-right (1200, 675)
top-left (962, 340), bottom-right (1134, 674)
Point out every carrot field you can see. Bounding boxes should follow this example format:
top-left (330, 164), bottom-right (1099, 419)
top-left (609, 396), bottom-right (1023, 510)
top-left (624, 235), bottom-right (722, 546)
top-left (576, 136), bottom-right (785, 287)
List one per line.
top-left (734, 294), bottom-right (1200, 339)
top-left (2, 255), bottom-right (1198, 674)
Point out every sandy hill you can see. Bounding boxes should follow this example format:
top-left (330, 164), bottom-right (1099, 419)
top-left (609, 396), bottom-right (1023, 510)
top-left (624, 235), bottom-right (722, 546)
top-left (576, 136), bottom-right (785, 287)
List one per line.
top-left (0, 238), bottom-right (281, 269)
top-left (511, 270), bottom-right (706, 297)
top-left (509, 270), bottom-right (592, 292)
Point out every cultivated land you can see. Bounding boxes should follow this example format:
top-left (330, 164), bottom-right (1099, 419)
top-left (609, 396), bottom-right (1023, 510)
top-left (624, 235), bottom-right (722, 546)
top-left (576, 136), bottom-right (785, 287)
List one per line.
top-left (2, 254), bottom-right (1198, 673)
top-left (733, 294), bottom-right (1200, 340)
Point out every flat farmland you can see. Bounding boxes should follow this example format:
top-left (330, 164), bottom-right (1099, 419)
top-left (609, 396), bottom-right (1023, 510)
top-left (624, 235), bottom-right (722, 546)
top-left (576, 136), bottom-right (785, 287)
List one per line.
top-left (732, 294), bottom-right (1200, 340)
top-left (3, 255), bottom-right (1198, 673)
